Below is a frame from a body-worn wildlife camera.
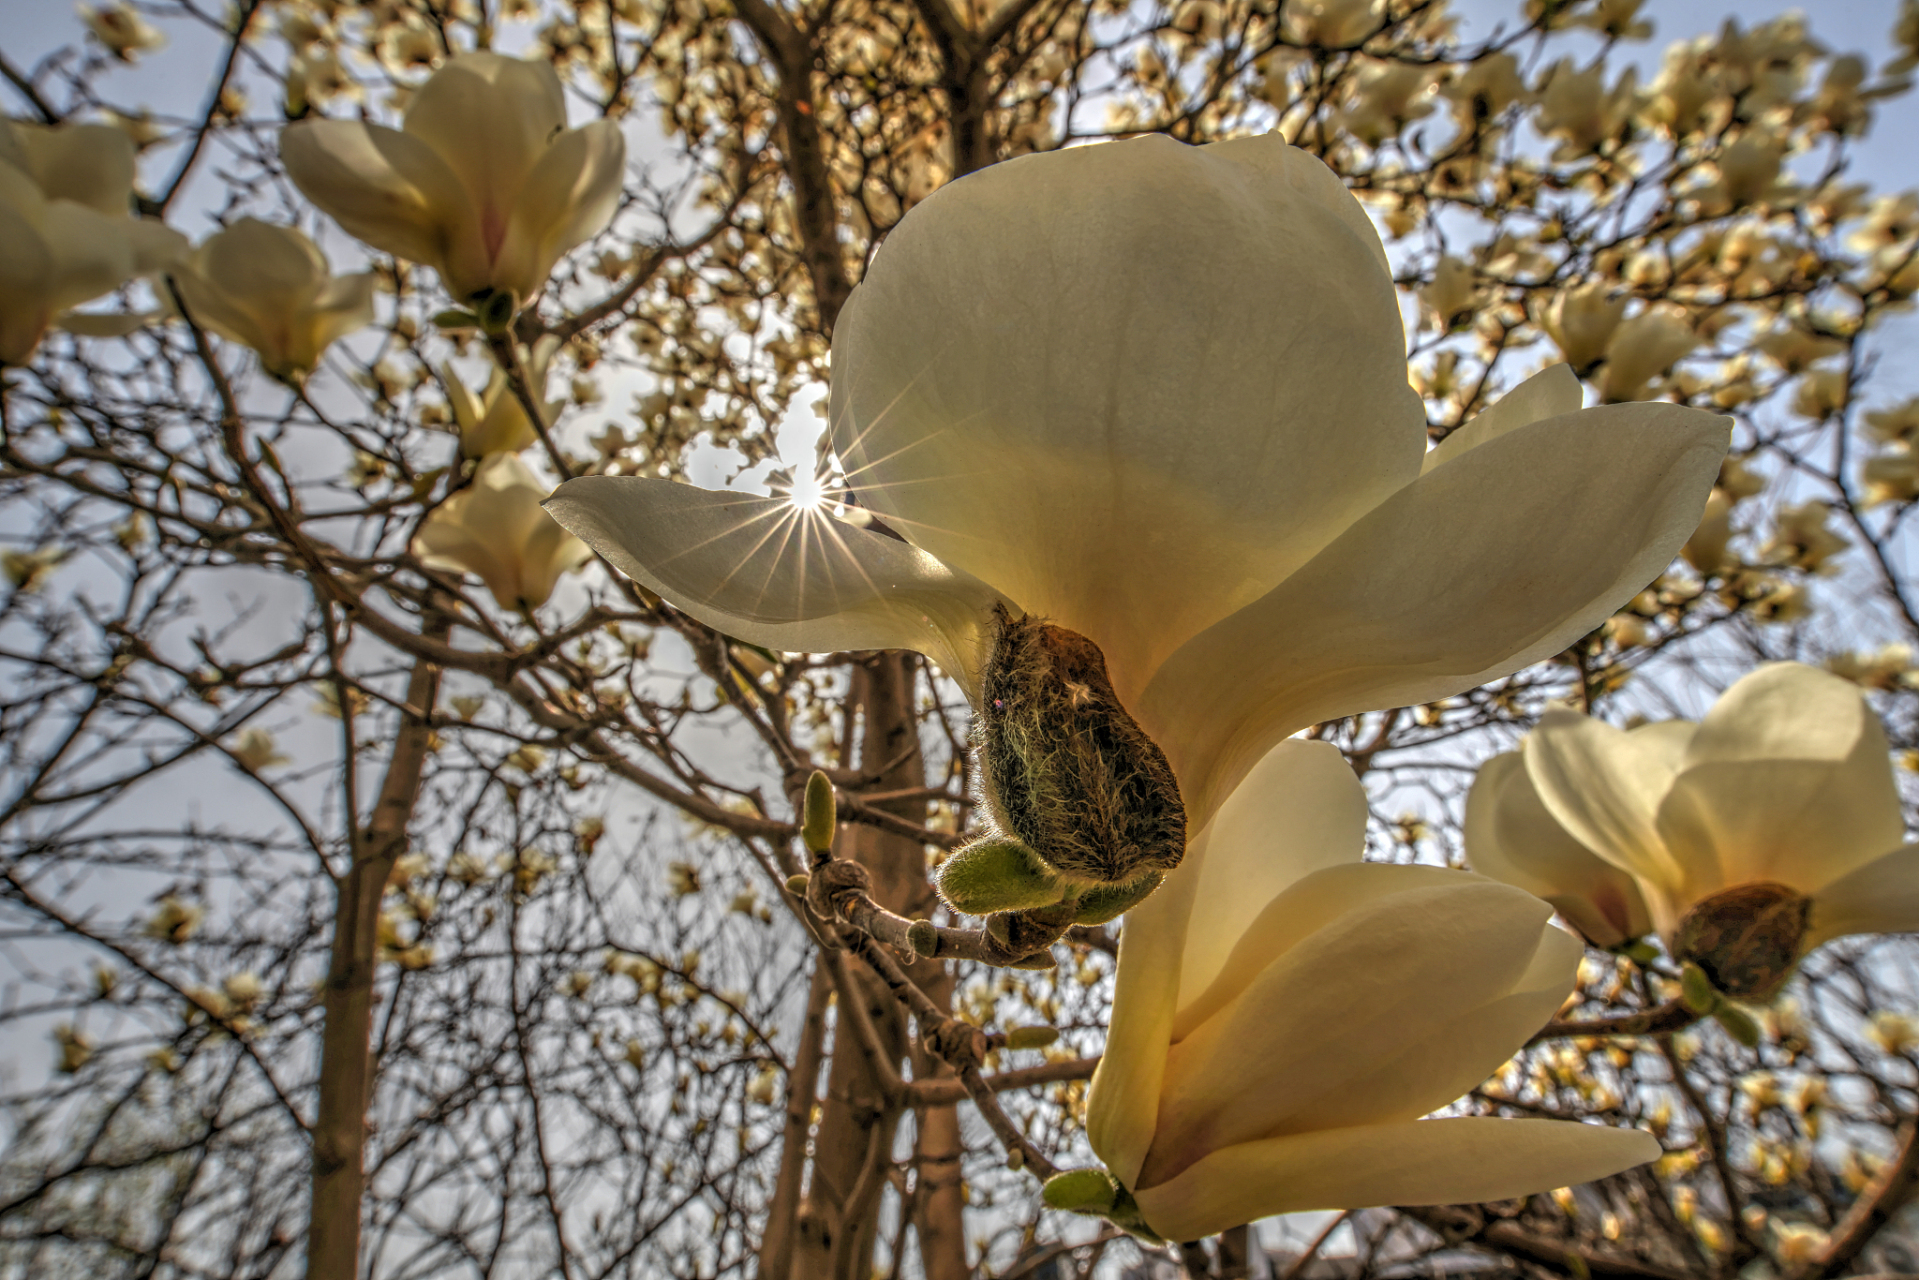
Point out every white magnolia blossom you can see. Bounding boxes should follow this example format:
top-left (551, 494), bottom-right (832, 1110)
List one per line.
top-left (548, 134), bottom-right (1728, 828)
top-left (413, 454), bottom-right (590, 611)
top-left (0, 117), bottom-right (185, 364)
top-left (281, 52), bottom-right (624, 307)
top-left (1086, 740), bottom-right (1661, 1241)
top-left (1468, 663), bottom-right (1919, 989)
top-left (171, 218), bottom-right (375, 382)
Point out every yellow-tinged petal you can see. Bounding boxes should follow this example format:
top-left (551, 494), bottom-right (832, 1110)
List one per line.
top-left (1132, 1118), bottom-right (1660, 1242)
top-left (1420, 363), bottom-right (1583, 475)
top-left (1655, 663), bottom-right (1904, 895)
top-left (401, 53), bottom-right (566, 254)
top-left (492, 119), bottom-right (624, 303)
top-left (1807, 844), bottom-right (1919, 948)
top-left (544, 476), bottom-right (1010, 692)
top-left (1145, 874), bottom-right (1558, 1187)
top-left (280, 119), bottom-right (469, 288)
top-left (1087, 740), bottom-right (1357, 1185)
top-left (1525, 715), bottom-right (1695, 906)
top-left (1138, 401), bottom-right (1728, 822)
top-left (9, 121), bottom-right (137, 215)
top-left (415, 454), bottom-right (584, 610)
top-left (829, 133), bottom-right (1426, 707)
top-left (1467, 751), bottom-right (1654, 946)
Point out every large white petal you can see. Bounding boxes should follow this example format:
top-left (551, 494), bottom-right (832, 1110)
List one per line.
top-left (1136, 402), bottom-right (1728, 823)
top-left (1133, 1118), bottom-right (1659, 1242)
top-left (1174, 739), bottom-right (1365, 1014)
top-left (1656, 663), bottom-right (1905, 893)
top-left (1807, 844), bottom-right (1919, 948)
top-left (1525, 714), bottom-right (1694, 903)
top-left (545, 476), bottom-right (1009, 693)
top-left (1144, 874), bottom-right (1554, 1187)
top-left (1420, 363), bottom-right (1583, 475)
top-left (280, 119), bottom-right (471, 293)
top-left (495, 119), bottom-right (625, 303)
top-left (828, 133), bottom-right (1425, 705)
top-left (1467, 751), bottom-right (1654, 946)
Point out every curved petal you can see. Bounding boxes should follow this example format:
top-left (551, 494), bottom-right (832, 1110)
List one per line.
top-left (1524, 714), bottom-right (1694, 900)
top-left (280, 119), bottom-right (470, 290)
top-left (544, 476), bottom-right (1011, 693)
top-left (1421, 363), bottom-right (1583, 475)
top-left (828, 133), bottom-right (1426, 704)
top-left (1656, 663), bottom-right (1905, 893)
top-left (402, 53), bottom-right (566, 258)
top-left (0, 197), bottom-right (55, 363)
top-left (1807, 844), bottom-right (1919, 948)
top-left (1137, 401), bottom-right (1729, 823)
top-left (1088, 738), bottom-right (1358, 1188)
top-left (41, 200), bottom-right (138, 311)
top-left (1174, 739), bottom-right (1366, 1015)
top-left (1467, 751), bottom-right (1654, 946)
top-left (125, 218), bottom-right (187, 274)
top-left (495, 119), bottom-right (625, 301)
top-left (15, 122), bottom-right (136, 214)
top-left (1143, 876), bottom-right (1556, 1187)
top-left (1133, 1118), bottom-right (1660, 1242)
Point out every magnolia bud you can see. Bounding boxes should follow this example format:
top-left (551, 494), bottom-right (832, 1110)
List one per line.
top-left (1072, 872), bottom-right (1164, 925)
top-left (1005, 1025), bottom-right (1060, 1050)
top-left (976, 604), bottom-right (1185, 888)
top-left (801, 771), bottom-right (836, 855)
top-left (937, 837), bottom-right (1065, 914)
top-left (1672, 881), bottom-right (1810, 1002)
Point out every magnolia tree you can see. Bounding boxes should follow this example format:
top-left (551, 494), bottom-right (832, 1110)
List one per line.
top-left (3, 1), bottom-right (1919, 1278)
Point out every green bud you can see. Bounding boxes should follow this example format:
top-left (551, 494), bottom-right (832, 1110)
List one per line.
top-left (1072, 871), bottom-right (1163, 924)
top-left (1680, 962), bottom-right (1720, 1014)
top-left (937, 837), bottom-right (1065, 915)
top-left (906, 920), bottom-right (938, 957)
top-left (801, 771), bottom-right (836, 855)
top-left (784, 874), bottom-right (811, 897)
top-left (1005, 1146), bottom-right (1025, 1172)
top-left (1042, 1168), bottom-right (1120, 1216)
top-left (474, 288), bottom-right (520, 335)
top-left (1005, 1025), bottom-right (1059, 1051)
top-left (1714, 1002), bottom-right (1762, 1049)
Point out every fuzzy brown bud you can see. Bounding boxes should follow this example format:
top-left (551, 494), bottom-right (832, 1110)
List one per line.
top-left (976, 604), bottom-right (1185, 886)
top-left (1672, 881), bottom-right (1810, 1002)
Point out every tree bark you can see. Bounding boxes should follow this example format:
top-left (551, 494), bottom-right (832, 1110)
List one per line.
top-left (305, 637), bottom-right (444, 1280)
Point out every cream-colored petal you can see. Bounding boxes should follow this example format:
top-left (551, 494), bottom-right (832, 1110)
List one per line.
top-left (1656, 663), bottom-right (1905, 893)
top-left (1524, 711), bottom-right (1693, 899)
top-left (493, 119), bottom-right (624, 302)
top-left (1137, 401), bottom-right (1728, 824)
top-left (1806, 844), bottom-right (1919, 948)
top-left (1467, 751), bottom-right (1654, 946)
top-left (1421, 363), bottom-right (1583, 475)
top-left (15, 122), bottom-right (136, 214)
top-left (1174, 739), bottom-right (1366, 1015)
top-left (401, 53), bottom-right (566, 265)
top-left (126, 218), bottom-right (187, 274)
top-left (40, 200), bottom-right (139, 311)
top-left (0, 198), bottom-right (55, 364)
top-left (828, 133), bottom-right (1425, 706)
top-left (1133, 1118), bottom-right (1660, 1242)
top-left (544, 476), bottom-right (1011, 694)
top-left (1146, 875), bottom-right (1554, 1186)
top-left (280, 119), bottom-right (469, 287)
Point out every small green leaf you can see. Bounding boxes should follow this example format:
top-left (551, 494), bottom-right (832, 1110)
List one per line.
top-left (1041, 1168), bottom-right (1119, 1215)
top-left (431, 308), bottom-right (481, 330)
top-left (1680, 962), bottom-right (1720, 1015)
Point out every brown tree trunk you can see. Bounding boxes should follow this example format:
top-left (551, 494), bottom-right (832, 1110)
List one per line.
top-left (305, 641), bottom-right (444, 1280)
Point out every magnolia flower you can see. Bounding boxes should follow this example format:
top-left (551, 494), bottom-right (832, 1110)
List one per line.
top-left (1074, 740), bottom-right (1659, 1241)
top-left (1467, 663), bottom-right (1919, 999)
top-left (281, 52), bottom-right (624, 309)
top-left (548, 135), bottom-right (1727, 832)
top-left (0, 117), bottom-right (185, 364)
top-left (79, 2), bottom-right (166, 61)
top-left (1598, 307), bottom-right (1699, 403)
top-left (171, 218), bottom-right (375, 382)
top-left (413, 453), bottom-right (590, 610)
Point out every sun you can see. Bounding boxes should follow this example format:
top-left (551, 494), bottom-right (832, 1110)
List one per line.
top-left (786, 472), bottom-right (827, 512)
